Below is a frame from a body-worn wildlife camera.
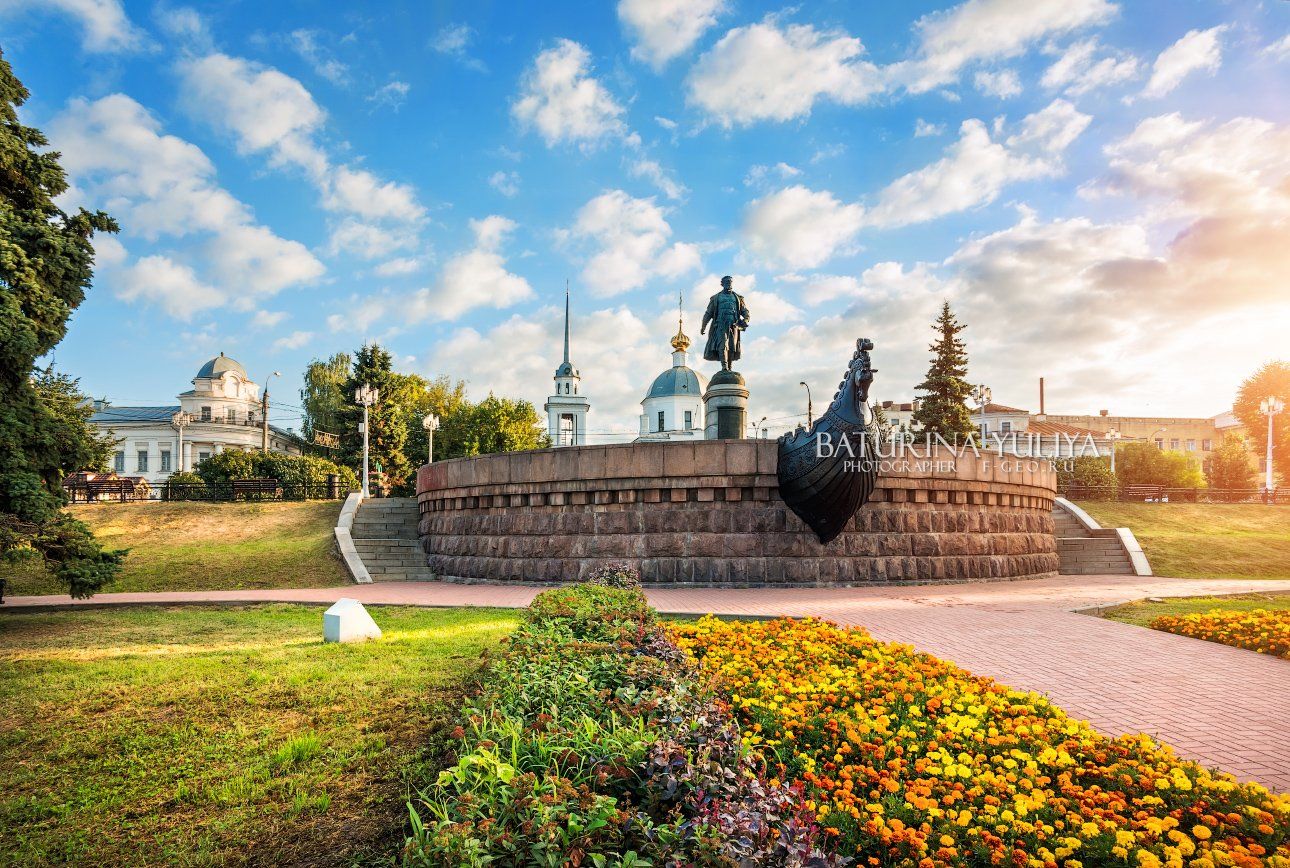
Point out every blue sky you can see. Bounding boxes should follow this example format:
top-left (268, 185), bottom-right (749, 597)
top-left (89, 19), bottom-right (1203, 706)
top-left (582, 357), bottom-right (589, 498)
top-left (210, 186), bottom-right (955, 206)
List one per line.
top-left (5, 0), bottom-right (1289, 439)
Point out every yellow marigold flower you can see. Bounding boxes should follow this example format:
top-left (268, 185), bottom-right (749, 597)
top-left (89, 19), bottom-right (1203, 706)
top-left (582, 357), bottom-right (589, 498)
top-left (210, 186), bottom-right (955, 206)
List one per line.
top-left (1191, 825), bottom-right (1211, 840)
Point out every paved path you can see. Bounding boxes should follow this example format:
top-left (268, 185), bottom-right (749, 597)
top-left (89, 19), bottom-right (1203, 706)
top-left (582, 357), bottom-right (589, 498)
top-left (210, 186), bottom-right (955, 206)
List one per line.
top-left (6, 575), bottom-right (1290, 791)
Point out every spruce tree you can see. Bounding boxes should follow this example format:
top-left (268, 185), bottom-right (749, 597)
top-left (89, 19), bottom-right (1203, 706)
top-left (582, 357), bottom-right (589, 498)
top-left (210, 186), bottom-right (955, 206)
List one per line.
top-left (339, 344), bottom-right (412, 493)
top-left (911, 302), bottom-right (975, 440)
top-left (0, 50), bottom-right (124, 596)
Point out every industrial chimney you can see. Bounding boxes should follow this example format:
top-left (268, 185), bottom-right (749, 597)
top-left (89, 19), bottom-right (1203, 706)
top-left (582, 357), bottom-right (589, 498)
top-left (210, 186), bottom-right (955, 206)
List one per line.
top-left (1037, 377), bottom-right (1046, 420)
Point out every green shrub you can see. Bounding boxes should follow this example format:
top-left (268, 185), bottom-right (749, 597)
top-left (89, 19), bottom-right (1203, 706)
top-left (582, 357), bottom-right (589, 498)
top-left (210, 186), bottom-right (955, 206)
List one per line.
top-left (588, 562), bottom-right (642, 589)
top-left (524, 585), bottom-right (655, 639)
top-left (1056, 455), bottom-right (1117, 499)
top-left (195, 451), bottom-right (358, 497)
top-left (403, 584), bottom-right (834, 867)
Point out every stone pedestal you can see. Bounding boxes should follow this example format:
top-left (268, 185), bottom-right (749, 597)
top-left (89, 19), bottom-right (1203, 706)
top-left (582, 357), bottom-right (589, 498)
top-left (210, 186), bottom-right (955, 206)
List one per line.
top-left (323, 598), bottom-right (382, 643)
top-left (703, 370), bottom-right (749, 440)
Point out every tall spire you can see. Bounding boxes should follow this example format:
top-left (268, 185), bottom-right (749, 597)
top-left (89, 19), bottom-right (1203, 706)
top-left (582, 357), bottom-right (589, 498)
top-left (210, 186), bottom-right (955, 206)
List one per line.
top-left (563, 281), bottom-right (571, 364)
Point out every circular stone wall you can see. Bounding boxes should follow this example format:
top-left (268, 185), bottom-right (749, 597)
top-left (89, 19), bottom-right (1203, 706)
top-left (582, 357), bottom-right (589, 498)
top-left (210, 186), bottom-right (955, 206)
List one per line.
top-left (415, 440), bottom-right (1058, 587)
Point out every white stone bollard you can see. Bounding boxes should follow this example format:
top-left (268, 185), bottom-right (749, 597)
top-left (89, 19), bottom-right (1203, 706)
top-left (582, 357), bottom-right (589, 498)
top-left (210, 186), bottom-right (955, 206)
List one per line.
top-left (323, 598), bottom-right (382, 643)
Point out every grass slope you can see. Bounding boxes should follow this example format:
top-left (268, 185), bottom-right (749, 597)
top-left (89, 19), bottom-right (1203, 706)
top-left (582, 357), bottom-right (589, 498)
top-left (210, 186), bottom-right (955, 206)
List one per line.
top-left (0, 604), bottom-right (516, 867)
top-left (1074, 502), bottom-right (1290, 579)
top-left (4, 501), bottom-right (350, 595)
top-left (1099, 592), bottom-right (1290, 627)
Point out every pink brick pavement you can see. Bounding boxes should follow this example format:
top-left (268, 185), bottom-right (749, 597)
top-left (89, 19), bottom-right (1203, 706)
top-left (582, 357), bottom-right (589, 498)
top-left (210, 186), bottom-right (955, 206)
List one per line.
top-left (5, 574), bottom-right (1289, 791)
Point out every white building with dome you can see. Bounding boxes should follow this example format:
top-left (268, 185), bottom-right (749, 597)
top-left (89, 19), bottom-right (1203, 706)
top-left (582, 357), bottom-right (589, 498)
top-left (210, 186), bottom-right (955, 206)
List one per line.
top-left (637, 309), bottom-right (706, 441)
top-left (88, 352), bottom-right (303, 484)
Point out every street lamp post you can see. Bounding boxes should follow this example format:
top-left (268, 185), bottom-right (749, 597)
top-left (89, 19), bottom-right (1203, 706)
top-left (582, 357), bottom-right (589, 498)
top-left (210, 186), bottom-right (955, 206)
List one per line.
top-left (422, 413), bottom-right (440, 464)
top-left (799, 381), bottom-right (813, 427)
top-left (1106, 429), bottom-right (1122, 475)
top-left (355, 384), bottom-right (379, 498)
top-left (1260, 396), bottom-right (1284, 497)
top-left (1151, 427), bottom-right (1167, 450)
top-left (261, 371), bottom-right (281, 452)
top-left (170, 411), bottom-right (191, 472)
top-left (971, 385), bottom-right (992, 444)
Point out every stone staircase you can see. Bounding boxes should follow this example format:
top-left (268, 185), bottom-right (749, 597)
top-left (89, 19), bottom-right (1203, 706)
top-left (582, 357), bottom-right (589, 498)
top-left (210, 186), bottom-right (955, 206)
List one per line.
top-left (1052, 501), bottom-right (1135, 575)
top-left (350, 497), bottom-right (433, 582)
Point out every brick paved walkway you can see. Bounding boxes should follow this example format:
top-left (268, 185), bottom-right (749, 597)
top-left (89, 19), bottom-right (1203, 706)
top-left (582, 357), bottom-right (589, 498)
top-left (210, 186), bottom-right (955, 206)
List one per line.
top-left (6, 574), bottom-right (1289, 791)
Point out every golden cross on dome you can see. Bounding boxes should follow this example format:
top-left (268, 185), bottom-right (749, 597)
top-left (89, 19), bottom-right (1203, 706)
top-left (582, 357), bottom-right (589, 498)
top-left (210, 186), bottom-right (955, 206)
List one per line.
top-left (671, 290), bottom-right (691, 352)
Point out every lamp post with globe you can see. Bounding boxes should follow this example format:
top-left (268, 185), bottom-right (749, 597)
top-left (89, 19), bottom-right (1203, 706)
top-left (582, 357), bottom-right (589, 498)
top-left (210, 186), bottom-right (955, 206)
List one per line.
top-left (1260, 396), bottom-right (1284, 499)
top-left (355, 384), bottom-right (379, 498)
top-left (422, 413), bottom-right (440, 464)
top-left (170, 410), bottom-right (191, 472)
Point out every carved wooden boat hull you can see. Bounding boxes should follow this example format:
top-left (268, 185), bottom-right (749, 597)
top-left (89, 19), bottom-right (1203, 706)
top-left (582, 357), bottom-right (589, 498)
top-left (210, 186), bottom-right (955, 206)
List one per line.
top-left (776, 340), bottom-right (879, 544)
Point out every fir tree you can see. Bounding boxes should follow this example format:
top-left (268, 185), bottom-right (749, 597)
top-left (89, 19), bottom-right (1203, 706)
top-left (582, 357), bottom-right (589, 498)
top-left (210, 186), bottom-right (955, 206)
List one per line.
top-left (911, 302), bottom-right (975, 440)
top-left (0, 51), bottom-right (124, 596)
top-left (339, 344), bottom-right (412, 493)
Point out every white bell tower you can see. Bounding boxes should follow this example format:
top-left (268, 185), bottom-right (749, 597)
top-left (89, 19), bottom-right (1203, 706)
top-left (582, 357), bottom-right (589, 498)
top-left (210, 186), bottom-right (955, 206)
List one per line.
top-left (544, 286), bottom-right (589, 447)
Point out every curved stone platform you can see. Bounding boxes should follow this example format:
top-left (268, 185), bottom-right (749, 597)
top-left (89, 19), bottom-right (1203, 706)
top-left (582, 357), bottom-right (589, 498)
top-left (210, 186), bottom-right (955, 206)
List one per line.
top-left (415, 440), bottom-right (1058, 586)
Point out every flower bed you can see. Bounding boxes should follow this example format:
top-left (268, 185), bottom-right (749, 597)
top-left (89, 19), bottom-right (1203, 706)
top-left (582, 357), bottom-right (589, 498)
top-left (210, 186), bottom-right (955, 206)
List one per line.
top-left (1151, 609), bottom-right (1290, 660)
top-left (671, 616), bottom-right (1290, 868)
top-left (402, 585), bottom-right (836, 866)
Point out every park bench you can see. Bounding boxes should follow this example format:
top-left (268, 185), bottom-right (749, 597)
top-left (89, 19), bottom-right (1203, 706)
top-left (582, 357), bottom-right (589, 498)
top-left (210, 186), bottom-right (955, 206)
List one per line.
top-left (1121, 484), bottom-right (1166, 502)
top-left (231, 478), bottom-right (282, 500)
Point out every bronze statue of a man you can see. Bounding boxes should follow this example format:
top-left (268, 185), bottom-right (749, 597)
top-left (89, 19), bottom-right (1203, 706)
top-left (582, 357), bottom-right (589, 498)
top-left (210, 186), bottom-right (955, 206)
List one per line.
top-left (700, 275), bottom-right (750, 371)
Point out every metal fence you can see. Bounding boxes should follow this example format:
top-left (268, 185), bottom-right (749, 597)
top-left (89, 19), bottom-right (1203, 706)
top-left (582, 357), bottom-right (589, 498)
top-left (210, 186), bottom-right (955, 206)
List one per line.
top-left (65, 479), bottom-right (352, 504)
top-left (1061, 485), bottom-right (1288, 504)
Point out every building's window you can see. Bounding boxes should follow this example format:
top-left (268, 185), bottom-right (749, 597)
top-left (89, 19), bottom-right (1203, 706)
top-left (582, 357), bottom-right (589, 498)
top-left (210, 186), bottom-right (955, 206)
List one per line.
top-left (1202, 438), bottom-right (1212, 451)
top-left (657, 410), bottom-right (665, 432)
top-left (200, 406), bottom-right (212, 421)
top-left (1154, 438), bottom-right (1164, 450)
top-left (573, 384), bottom-right (577, 394)
top-left (559, 413), bottom-right (574, 445)
top-left (980, 422), bottom-right (989, 436)
top-left (160, 451), bottom-right (171, 472)
top-left (1170, 438), bottom-right (1180, 451)
top-left (227, 408), bottom-right (237, 424)
top-left (137, 450), bottom-right (148, 472)
top-left (1186, 439), bottom-right (1196, 451)
top-left (248, 410), bottom-right (256, 424)
top-left (113, 451), bottom-right (125, 472)
top-left (1001, 421), bottom-right (1011, 433)
top-left (684, 410), bottom-right (693, 429)
top-left (198, 450), bottom-right (211, 464)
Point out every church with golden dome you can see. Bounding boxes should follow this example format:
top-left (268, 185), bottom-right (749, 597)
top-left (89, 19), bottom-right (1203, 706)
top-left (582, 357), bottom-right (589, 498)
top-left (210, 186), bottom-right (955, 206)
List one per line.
top-left (636, 295), bottom-right (707, 442)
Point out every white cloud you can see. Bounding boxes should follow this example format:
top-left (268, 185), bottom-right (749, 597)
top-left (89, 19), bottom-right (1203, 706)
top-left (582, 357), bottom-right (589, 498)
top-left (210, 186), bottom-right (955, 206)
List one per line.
top-left (566, 191), bottom-right (702, 294)
top-left (743, 162), bottom-right (802, 187)
top-left (617, 0), bottom-right (725, 69)
top-left (686, 19), bottom-right (882, 126)
top-left (118, 255), bottom-right (225, 318)
top-left (628, 158), bottom-right (687, 200)
top-left (864, 99), bottom-right (1090, 228)
top-left (367, 80), bottom-right (410, 110)
top-left (796, 262), bottom-right (943, 306)
top-left (1042, 38), bottom-right (1140, 95)
top-left (1261, 34), bottom-right (1290, 61)
top-left (326, 218), bottom-right (418, 259)
top-left (178, 52), bottom-right (425, 224)
top-left (49, 94), bottom-right (323, 316)
top-left (374, 256), bottom-right (425, 277)
top-left (1142, 26), bottom-right (1226, 99)
top-left (741, 185), bottom-right (866, 269)
top-left (430, 23), bottom-right (486, 70)
top-left (290, 29), bottom-right (348, 85)
top-left (891, 0), bottom-right (1117, 94)
top-left (251, 310), bottom-right (287, 329)
top-left (512, 39), bottom-right (631, 149)
top-left (6, 0), bottom-right (147, 52)
top-left (488, 170), bottom-right (521, 197)
top-left (914, 118), bottom-right (945, 137)
top-left (973, 68), bottom-right (1022, 98)
top-left (655, 115), bottom-right (678, 131)
top-left (273, 330), bottom-right (314, 351)
top-left (408, 216), bottom-right (534, 320)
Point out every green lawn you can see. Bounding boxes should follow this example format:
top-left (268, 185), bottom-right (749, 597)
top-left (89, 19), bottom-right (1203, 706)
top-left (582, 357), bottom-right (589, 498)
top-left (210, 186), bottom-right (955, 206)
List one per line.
top-left (1074, 502), bottom-right (1290, 579)
top-left (4, 501), bottom-right (350, 596)
top-left (1099, 592), bottom-right (1290, 627)
top-left (0, 604), bottom-right (515, 867)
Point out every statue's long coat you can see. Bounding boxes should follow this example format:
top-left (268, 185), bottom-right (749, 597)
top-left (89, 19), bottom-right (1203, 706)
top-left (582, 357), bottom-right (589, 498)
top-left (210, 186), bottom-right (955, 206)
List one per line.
top-left (702, 289), bottom-right (749, 363)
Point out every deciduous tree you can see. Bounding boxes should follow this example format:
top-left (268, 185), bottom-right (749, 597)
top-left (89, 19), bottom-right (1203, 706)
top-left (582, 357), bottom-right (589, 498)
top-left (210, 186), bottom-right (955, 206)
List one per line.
top-left (1204, 434), bottom-right (1256, 496)
top-left (1233, 361), bottom-right (1290, 482)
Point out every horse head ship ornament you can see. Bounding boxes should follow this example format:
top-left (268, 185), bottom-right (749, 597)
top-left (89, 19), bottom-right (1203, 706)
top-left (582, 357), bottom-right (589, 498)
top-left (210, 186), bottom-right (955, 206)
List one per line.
top-left (776, 339), bottom-right (879, 543)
